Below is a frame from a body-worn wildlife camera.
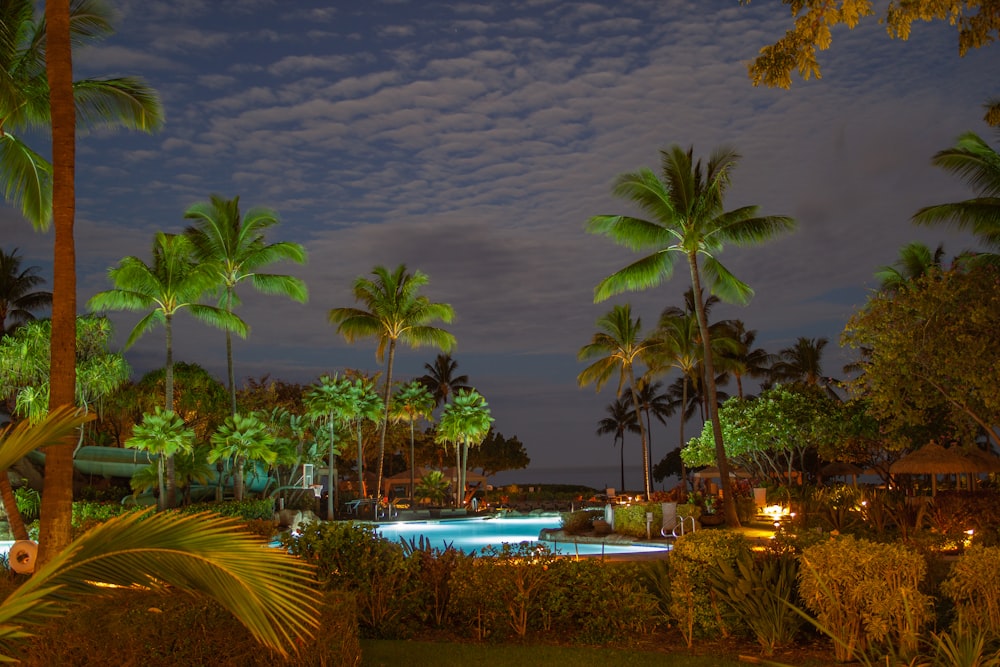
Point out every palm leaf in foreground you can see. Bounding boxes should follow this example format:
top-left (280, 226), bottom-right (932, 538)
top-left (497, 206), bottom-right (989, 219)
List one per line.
top-left (0, 511), bottom-right (319, 660)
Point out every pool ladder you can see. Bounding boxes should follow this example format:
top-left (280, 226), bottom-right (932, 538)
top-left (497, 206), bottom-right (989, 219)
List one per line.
top-left (662, 515), bottom-right (697, 538)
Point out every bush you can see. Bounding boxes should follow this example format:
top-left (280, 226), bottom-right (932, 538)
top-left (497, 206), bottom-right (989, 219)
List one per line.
top-left (668, 529), bottom-right (749, 645)
top-left (180, 498), bottom-right (276, 521)
top-left (559, 508), bottom-right (602, 534)
top-left (14, 588), bottom-right (360, 667)
top-left (612, 503), bottom-right (661, 538)
top-left (282, 520), bottom-right (418, 638)
top-left (940, 545), bottom-right (1000, 636)
top-left (798, 535), bottom-right (932, 662)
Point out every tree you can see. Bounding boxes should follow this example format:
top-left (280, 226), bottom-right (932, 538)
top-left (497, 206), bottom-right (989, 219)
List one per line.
top-left (466, 429), bottom-right (530, 478)
top-left (184, 194), bottom-right (308, 414)
top-left (843, 263), bottom-right (1000, 448)
top-left (741, 0), bottom-right (1000, 97)
top-left (436, 389), bottom-right (493, 508)
top-left (390, 380), bottom-right (436, 501)
top-left (875, 241), bottom-right (949, 291)
top-left (304, 374), bottom-right (354, 518)
top-left (718, 320), bottom-right (773, 399)
top-left (577, 304), bottom-right (656, 499)
top-left (770, 337), bottom-right (836, 390)
top-left (418, 353), bottom-right (472, 408)
top-left (596, 396), bottom-right (640, 492)
top-left (328, 264), bottom-right (455, 506)
top-left (634, 379), bottom-right (673, 477)
top-left (88, 232), bottom-right (247, 507)
top-left (340, 377), bottom-right (384, 500)
top-left (209, 413), bottom-right (277, 502)
top-left (913, 132), bottom-right (1000, 249)
top-left (587, 145), bottom-right (795, 525)
top-left (126, 408), bottom-right (194, 511)
top-left (0, 248), bottom-right (51, 336)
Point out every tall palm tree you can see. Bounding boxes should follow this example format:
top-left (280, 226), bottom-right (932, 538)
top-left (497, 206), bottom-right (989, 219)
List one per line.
top-left (770, 337), bottom-right (829, 385)
top-left (390, 380), bottom-right (436, 500)
top-left (436, 389), bottom-right (493, 508)
top-left (596, 396), bottom-right (640, 492)
top-left (88, 232), bottom-right (247, 508)
top-left (418, 353), bottom-right (472, 408)
top-left (634, 379), bottom-right (673, 478)
top-left (304, 374), bottom-right (354, 518)
top-left (587, 145), bottom-right (795, 526)
top-left (329, 264), bottom-right (455, 505)
top-left (875, 241), bottom-right (947, 291)
top-left (184, 194), bottom-right (308, 414)
top-left (33, 0), bottom-right (162, 565)
top-left (340, 377), bottom-right (384, 500)
top-left (0, 248), bottom-right (51, 336)
top-left (577, 304), bottom-right (657, 499)
top-left (913, 132), bottom-right (1000, 253)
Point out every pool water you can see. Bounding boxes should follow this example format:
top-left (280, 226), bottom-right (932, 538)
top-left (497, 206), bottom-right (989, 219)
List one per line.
top-left (373, 515), bottom-right (669, 556)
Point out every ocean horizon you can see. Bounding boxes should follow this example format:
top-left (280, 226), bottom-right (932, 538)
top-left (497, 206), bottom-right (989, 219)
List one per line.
top-left (489, 465), bottom-right (679, 494)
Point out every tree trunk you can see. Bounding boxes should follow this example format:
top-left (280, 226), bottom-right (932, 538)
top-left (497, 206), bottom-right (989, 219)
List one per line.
top-left (376, 340), bottom-right (396, 505)
top-left (680, 376), bottom-right (689, 491)
top-left (627, 368), bottom-right (651, 499)
top-left (234, 457), bottom-right (245, 502)
top-left (0, 474), bottom-right (28, 541)
top-left (226, 288), bottom-right (237, 416)
top-left (689, 255), bottom-right (740, 528)
top-left (38, 0), bottom-right (78, 566)
top-left (356, 423), bottom-right (365, 498)
top-left (327, 419), bottom-right (336, 519)
top-left (163, 316), bottom-right (176, 509)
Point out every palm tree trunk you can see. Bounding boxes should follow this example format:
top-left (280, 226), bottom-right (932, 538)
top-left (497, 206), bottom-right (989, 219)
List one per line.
top-left (235, 457), bottom-right (245, 502)
top-left (0, 475), bottom-right (28, 541)
top-left (327, 418), bottom-right (336, 519)
top-left (225, 288), bottom-right (236, 416)
top-left (376, 341), bottom-right (396, 505)
top-left (164, 315), bottom-right (176, 509)
top-left (454, 443), bottom-right (461, 508)
top-left (689, 256), bottom-right (740, 527)
top-left (356, 424), bottom-right (365, 498)
top-left (680, 376), bottom-right (689, 491)
top-left (409, 420), bottom-right (416, 501)
top-left (627, 369), bottom-right (651, 499)
top-left (38, 0), bottom-right (77, 566)
top-left (617, 432), bottom-right (625, 492)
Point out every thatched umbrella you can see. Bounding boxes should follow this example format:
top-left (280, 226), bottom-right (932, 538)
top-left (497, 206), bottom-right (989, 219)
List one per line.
top-left (889, 442), bottom-right (986, 495)
top-left (820, 462), bottom-right (865, 486)
top-left (692, 466), bottom-right (751, 479)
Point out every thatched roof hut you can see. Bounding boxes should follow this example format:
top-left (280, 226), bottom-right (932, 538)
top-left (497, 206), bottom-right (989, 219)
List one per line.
top-left (820, 462), bottom-right (865, 486)
top-left (889, 442), bottom-right (995, 494)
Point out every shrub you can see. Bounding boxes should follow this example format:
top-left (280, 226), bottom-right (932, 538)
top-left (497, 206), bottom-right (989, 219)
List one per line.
top-left (180, 498), bottom-right (276, 521)
top-left (559, 508), bottom-right (601, 534)
top-left (940, 545), bottom-right (1000, 636)
top-left (708, 549), bottom-right (802, 656)
top-left (450, 553), bottom-right (508, 641)
top-left (612, 502), bottom-right (660, 538)
top-left (401, 536), bottom-right (465, 628)
top-left (668, 529), bottom-right (749, 645)
top-left (798, 535), bottom-right (932, 662)
top-left (282, 521), bottom-right (418, 638)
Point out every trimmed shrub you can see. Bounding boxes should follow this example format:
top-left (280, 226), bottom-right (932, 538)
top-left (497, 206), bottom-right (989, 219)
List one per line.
top-left (940, 545), bottom-right (1000, 636)
top-left (180, 498), bottom-right (276, 521)
top-left (668, 529), bottom-right (750, 645)
top-left (559, 508), bottom-right (602, 534)
top-left (15, 588), bottom-right (359, 667)
top-left (798, 535), bottom-right (932, 662)
top-left (612, 503), bottom-right (660, 538)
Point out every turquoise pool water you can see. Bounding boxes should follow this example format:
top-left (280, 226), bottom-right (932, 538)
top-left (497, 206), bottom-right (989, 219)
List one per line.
top-left (373, 515), bottom-right (669, 556)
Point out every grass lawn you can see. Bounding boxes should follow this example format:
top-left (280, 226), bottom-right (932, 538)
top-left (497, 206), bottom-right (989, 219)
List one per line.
top-left (360, 640), bottom-right (748, 666)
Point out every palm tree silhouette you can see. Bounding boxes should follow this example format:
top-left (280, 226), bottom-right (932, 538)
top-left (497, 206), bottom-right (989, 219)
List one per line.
top-left (0, 248), bottom-right (51, 336)
top-left (418, 353), bottom-right (472, 408)
top-left (596, 396), bottom-right (640, 492)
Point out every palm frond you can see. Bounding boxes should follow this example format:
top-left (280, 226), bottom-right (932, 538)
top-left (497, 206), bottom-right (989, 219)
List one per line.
top-left (593, 251), bottom-right (676, 302)
top-left (0, 406), bottom-right (90, 471)
top-left (701, 255), bottom-right (754, 304)
top-left (186, 304), bottom-right (249, 338)
top-left (72, 77), bottom-right (164, 132)
top-left (249, 273), bottom-right (308, 302)
top-left (0, 133), bottom-right (52, 229)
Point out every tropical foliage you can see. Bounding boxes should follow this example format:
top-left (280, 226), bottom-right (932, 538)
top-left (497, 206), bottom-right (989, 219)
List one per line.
top-left (0, 248), bottom-right (51, 336)
top-left (436, 389), bottom-right (493, 508)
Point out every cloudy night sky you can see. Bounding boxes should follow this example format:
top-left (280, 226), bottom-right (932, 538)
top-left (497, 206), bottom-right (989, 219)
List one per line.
top-left (5, 0), bottom-right (996, 490)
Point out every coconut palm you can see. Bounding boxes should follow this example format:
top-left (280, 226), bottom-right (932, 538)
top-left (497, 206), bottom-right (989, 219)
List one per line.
top-left (436, 389), bottom-right (493, 508)
top-left (340, 378), bottom-right (385, 501)
top-left (587, 144), bottom-right (796, 525)
top-left (634, 379), bottom-right (673, 478)
top-left (418, 353), bottom-right (472, 408)
top-left (0, 248), bottom-right (51, 336)
top-left (875, 241), bottom-right (948, 291)
top-left (390, 380), bottom-right (436, 501)
top-left (328, 264), bottom-right (455, 508)
top-left (1, 0), bottom-right (163, 229)
top-left (577, 304), bottom-right (657, 499)
top-left (184, 194), bottom-right (308, 414)
top-left (913, 132), bottom-right (1000, 254)
top-left (596, 396), bottom-right (640, 492)
top-left (126, 408), bottom-right (194, 511)
top-left (88, 232), bottom-right (248, 508)
top-left (718, 320), bottom-right (774, 399)
top-left (770, 337), bottom-right (830, 385)
top-left (209, 413), bottom-right (277, 502)
top-left (304, 374), bottom-right (354, 518)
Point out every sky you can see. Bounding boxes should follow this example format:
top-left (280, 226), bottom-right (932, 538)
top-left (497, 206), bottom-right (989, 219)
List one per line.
top-left (5, 0), bottom-right (997, 490)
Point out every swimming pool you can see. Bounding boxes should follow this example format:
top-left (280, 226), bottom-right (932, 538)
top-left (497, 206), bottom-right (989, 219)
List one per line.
top-left (373, 515), bottom-right (669, 557)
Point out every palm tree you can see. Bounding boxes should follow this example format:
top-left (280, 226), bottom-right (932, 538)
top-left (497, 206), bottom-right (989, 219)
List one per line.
top-left (634, 379), bottom-right (673, 478)
top-left (0, 248), bottom-right (51, 336)
top-left (328, 264), bottom-right (455, 508)
top-left (436, 389), bottom-right (493, 508)
top-left (577, 304), bottom-right (657, 499)
top-left (770, 337), bottom-right (830, 385)
top-left (340, 377), bottom-right (384, 500)
top-left (587, 145), bottom-right (796, 525)
top-left (88, 232), bottom-right (247, 508)
top-left (718, 320), bottom-right (774, 399)
top-left (126, 408), bottom-right (194, 511)
top-left (304, 374), bottom-right (354, 518)
top-left (596, 396), bottom-right (640, 492)
top-left (875, 241), bottom-right (947, 291)
top-left (390, 380), bottom-right (436, 501)
top-left (209, 413), bottom-right (277, 502)
top-left (418, 353), bottom-right (472, 408)
top-left (913, 132), bottom-right (1000, 253)
top-left (184, 194), bottom-right (308, 414)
